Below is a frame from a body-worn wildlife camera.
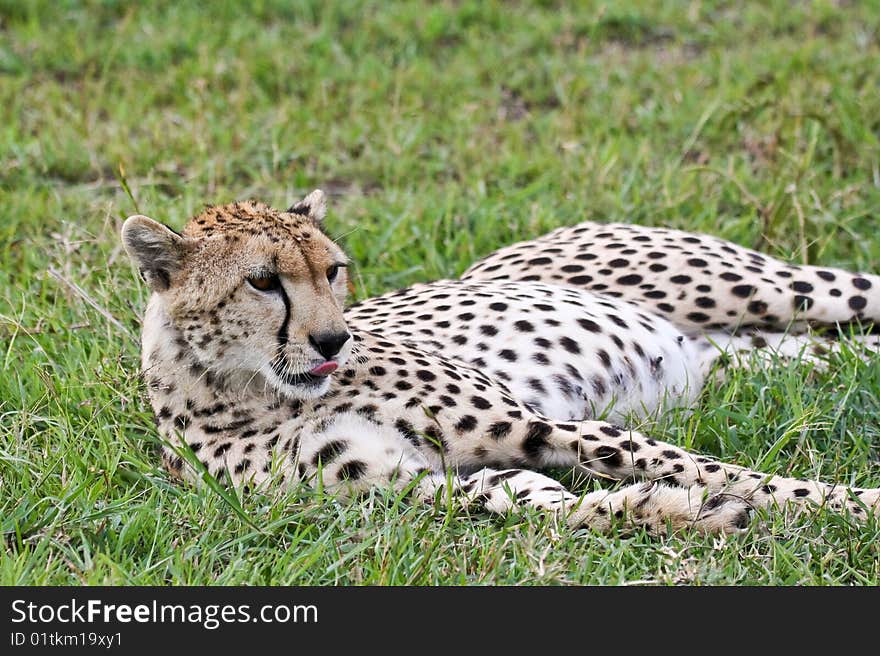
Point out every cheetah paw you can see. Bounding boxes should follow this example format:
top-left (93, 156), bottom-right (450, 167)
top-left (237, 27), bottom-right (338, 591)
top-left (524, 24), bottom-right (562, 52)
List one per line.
top-left (567, 482), bottom-right (753, 536)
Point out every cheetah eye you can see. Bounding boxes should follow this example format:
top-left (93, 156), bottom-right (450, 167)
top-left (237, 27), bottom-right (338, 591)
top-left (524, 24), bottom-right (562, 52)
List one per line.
top-left (327, 264), bottom-right (346, 283)
top-left (247, 274), bottom-right (281, 292)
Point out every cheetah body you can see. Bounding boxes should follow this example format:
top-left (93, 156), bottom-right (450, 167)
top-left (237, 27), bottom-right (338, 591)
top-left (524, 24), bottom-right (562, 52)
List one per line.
top-left (122, 192), bottom-right (880, 536)
top-left (347, 279), bottom-right (707, 422)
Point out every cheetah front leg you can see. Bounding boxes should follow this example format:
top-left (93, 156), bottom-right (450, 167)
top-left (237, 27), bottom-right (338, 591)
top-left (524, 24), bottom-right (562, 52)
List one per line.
top-left (296, 414), bottom-right (751, 535)
top-left (420, 469), bottom-right (752, 535)
top-left (295, 413), bottom-right (432, 497)
top-left (535, 419), bottom-right (880, 521)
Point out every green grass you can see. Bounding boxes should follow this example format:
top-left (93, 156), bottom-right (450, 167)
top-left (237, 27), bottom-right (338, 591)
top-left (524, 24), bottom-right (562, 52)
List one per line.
top-left (2, 0), bottom-right (880, 585)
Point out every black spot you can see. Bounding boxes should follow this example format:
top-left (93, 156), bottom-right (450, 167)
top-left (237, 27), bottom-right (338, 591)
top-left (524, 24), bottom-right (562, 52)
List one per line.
top-left (731, 284), bottom-right (756, 298)
top-left (487, 421), bottom-right (512, 440)
top-left (422, 425), bottom-right (447, 451)
top-left (695, 297), bottom-right (716, 308)
top-left (487, 470), bottom-right (518, 487)
top-left (498, 349), bottom-right (517, 362)
top-left (578, 318), bottom-right (601, 333)
top-left (849, 295), bottom-right (867, 311)
top-left (719, 272), bottom-right (742, 282)
top-left (670, 275), bottom-right (692, 284)
top-left (687, 258), bottom-right (708, 267)
top-left (747, 300), bottom-right (768, 314)
top-left (471, 396), bottom-right (491, 410)
top-left (661, 449), bottom-right (682, 460)
top-left (394, 419), bottom-right (419, 444)
top-left (617, 274), bottom-right (642, 285)
top-left (594, 445), bottom-right (622, 467)
top-left (489, 302), bottom-right (508, 311)
top-left (793, 295), bottom-right (814, 311)
top-left (532, 353), bottom-right (550, 365)
top-left (619, 439), bottom-right (640, 452)
top-left (686, 312), bottom-right (710, 323)
top-left (416, 370), bottom-right (436, 382)
top-left (559, 336), bottom-right (580, 354)
top-left (791, 281), bottom-right (814, 293)
top-left (338, 460), bottom-right (367, 481)
top-left (522, 421), bottom-right (552, 457)
top-left (356, 404), bottom-right (378, 420)
top-left (313, 440), bottom-right (347, 466)
top-left (853, 277), bottom-right (872, 290)
top-left (514, 320), bottom-right (534, 332)
top-left (793, 488), bottom-right (810, 498)
top-left (816, 270), bottom-right (836, 282)
top-left (480, 325), bottom-right (499, 337)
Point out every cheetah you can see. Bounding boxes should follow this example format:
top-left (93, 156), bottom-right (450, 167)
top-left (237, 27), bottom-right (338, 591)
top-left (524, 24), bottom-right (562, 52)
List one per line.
top-left (121, 190), bottom-right (880, 536)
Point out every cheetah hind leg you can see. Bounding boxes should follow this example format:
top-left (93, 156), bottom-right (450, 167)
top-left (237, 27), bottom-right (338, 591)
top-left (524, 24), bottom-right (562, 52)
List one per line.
top-left (694, 327), bottom-right (880, 379)
top-left (415, 468), bottom-right (752, 536)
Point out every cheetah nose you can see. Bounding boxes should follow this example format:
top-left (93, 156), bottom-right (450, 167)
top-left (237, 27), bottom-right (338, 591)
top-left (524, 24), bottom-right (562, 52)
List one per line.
top-left (308, 331), bottom-right (351, 360)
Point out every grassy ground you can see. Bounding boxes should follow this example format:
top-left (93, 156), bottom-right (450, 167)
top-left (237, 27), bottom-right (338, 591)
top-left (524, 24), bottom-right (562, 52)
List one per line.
top-left (2, 0), bottom-right (880, 585)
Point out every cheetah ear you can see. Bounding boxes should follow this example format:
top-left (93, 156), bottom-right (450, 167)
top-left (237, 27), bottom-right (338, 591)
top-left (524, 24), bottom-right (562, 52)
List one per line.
top-left (121, 215), bottom-right (188, 292)
top-left (287, 189), bottom-right (327, 225)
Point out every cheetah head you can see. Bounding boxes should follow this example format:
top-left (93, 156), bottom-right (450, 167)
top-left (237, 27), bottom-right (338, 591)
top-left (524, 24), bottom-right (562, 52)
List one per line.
top-left (121, 190), bottom-right (352, 399)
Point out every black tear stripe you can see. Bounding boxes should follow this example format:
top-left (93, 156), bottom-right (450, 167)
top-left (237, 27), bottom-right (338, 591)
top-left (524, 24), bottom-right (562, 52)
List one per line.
top-left (277, 284), bottom-right (292, 348)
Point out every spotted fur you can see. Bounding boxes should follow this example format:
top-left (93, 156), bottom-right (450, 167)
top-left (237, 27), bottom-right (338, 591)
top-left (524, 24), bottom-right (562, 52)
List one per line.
top-left (122, 192), bottom-right (880, 536)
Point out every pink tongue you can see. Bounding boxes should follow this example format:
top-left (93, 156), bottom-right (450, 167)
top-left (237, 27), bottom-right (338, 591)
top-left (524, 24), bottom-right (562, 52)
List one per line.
top-left (309, 361), bottom-right (338, 376)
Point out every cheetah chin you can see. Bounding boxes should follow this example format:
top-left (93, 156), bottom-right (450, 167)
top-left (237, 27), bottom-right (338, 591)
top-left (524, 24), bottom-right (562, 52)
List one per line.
top-left (261, 359), bottom-right (339, 399)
